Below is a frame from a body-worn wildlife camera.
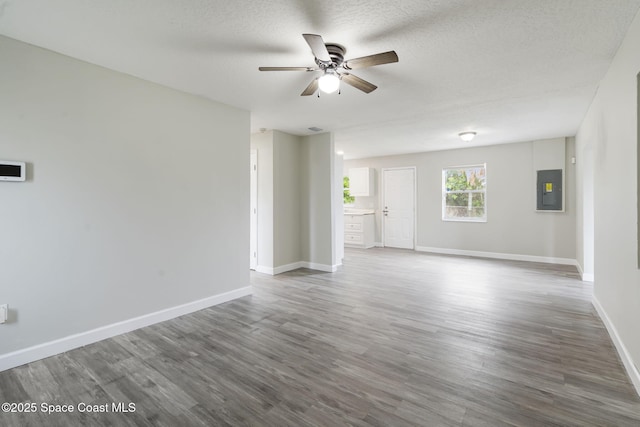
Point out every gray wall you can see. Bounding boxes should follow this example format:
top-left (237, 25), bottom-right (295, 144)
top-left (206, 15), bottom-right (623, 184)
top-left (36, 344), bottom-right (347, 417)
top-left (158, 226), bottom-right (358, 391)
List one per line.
top-left (300, 133), bottom-right (336, 267)
top-left (274, 131), bottom-right (302, 267)
top-left (344, 137), bottom-right (576, 261)
top-left (576, 7), bottom-right (640, 388)
top-left (0, 36), bottom-right (250, 355)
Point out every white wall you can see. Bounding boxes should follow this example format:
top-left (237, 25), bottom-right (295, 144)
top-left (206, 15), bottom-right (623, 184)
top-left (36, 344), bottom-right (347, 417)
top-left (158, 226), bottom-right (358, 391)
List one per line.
top-left (344, 137), bottom-right (576, 262)
top-left (576, 130), bottom-right (595, 281)
top-left (0, 37), bottom-right (250, 362)
top-left (576, 7), bottom-right (640, 392)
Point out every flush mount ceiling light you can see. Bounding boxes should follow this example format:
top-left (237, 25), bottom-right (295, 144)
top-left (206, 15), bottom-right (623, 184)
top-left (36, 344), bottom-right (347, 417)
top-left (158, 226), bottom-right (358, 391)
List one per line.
top-left (459, 131), bottom-right (477, 142)
top-left (318, 70), bottom-right (340, 94)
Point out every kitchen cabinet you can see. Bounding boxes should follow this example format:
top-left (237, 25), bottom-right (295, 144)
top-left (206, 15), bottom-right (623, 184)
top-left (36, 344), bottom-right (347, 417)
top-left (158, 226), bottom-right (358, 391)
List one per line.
top-left (344, 213), bottom-right (375, 248)
top-left (348, 167), bottom-right (375, 197)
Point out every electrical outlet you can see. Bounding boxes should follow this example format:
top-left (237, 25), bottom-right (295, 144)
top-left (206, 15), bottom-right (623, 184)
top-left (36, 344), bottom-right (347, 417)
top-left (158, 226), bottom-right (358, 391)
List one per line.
top-left (0, 304), bottom-right (7, 324)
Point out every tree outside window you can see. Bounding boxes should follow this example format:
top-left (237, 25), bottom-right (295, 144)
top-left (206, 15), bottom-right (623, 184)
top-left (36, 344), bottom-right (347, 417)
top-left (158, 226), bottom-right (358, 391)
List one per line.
top-left (343, 176), bottom-right (355, 205)
top-left (442, 164), bottom-right (486, 221)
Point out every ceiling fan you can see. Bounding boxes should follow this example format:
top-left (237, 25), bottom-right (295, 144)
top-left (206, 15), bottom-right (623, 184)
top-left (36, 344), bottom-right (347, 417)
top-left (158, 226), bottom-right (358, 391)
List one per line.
top-left (259, 34), bottom-right (398, 96)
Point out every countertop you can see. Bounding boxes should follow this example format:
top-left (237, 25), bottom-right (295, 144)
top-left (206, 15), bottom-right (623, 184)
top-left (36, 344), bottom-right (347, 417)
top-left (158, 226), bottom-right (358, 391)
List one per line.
top-left (344, 208), bottom-right (375, 215)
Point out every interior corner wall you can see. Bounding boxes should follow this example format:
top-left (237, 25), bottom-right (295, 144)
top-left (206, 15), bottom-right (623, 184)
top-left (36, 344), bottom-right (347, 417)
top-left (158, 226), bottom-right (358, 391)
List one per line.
top-left (251, 130), bottom-right (336, 273)
top-left (0, 36), bottom-right (250, 359)
top-left (301, 133), bottom-right (336, 269)
top-left (272, 131), bottom-right (302, 267)
top-left (575, 7), bottom-right (640, 391)
top-left (344, 137), bottom-right (576, 261)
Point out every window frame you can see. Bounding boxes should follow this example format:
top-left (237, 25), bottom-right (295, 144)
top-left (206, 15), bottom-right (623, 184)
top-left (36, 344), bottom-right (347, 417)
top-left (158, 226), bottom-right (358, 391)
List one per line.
top-left (441, 163), bottom-right (487, 222)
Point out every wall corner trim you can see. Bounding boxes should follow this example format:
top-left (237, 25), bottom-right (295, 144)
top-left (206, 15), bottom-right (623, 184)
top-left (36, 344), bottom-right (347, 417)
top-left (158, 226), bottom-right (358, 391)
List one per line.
top-left (0, 286), bottom-right (253, 373)
top-left (592, 296), bottom-right (640, 397)
top-left (415, 246), bottom-right (578, 266)
top-left (576, 263), bottom-right (595, 282)
top-left (255, 265), bottom-right (276, 275)
top-left (581, 273), bottom-right (595, 282)
top-left (304, 262), bottom-right (339, 273)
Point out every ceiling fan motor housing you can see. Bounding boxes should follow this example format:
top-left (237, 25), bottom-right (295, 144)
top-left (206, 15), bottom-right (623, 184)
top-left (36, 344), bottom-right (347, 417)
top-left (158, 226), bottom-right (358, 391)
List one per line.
top-left (317, 43), bottom-right (346, 69)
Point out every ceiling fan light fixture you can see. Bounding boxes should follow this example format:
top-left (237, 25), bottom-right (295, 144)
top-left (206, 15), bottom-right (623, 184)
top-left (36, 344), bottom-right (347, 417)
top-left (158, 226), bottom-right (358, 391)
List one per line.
top-left (260, 33), bottom-right (398, 96)
top-left (459, 131), bottom-right (477, 142)
top-left (318, 71), bottom-right (340, 93)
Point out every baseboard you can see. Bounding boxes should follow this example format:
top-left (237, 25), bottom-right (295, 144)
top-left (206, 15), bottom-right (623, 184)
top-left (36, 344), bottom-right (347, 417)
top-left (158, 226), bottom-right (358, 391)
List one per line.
top-left (415, 246), bottom-right (577, 266)
top-left (303, 261), bottom-right (338, 272)
top-left (255, 265), bottom-right (274, 275)
top-left (256, 261), bottom-right (337, 275)
top-left (0, 286), bottom-right (253, 373)
top-left (274, 262), bottom-right (306, 275)
top-left (575, 262), bottom-right (595, 282)
top-left (592, 296), bottom-right (640, 397)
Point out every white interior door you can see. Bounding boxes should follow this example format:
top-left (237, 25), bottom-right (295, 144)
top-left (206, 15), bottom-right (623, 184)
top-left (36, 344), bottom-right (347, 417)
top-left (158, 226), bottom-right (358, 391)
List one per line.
top-left (382, 167), bottom-right (415, 249)
top-left (250, 150), bottom-right (258, 270)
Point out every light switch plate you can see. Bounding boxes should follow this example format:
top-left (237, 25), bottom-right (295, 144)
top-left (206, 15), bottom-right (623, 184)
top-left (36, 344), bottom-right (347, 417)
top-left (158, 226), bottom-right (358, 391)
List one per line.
top-left (0, 304), bottom-right (7, 324)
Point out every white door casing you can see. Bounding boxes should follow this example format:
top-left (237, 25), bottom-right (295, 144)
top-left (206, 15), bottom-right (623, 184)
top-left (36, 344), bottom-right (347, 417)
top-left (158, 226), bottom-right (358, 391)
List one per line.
top-left (250, 150), bottom-right (258, 270)
top-left (382, 167), bottom-right (416, 249)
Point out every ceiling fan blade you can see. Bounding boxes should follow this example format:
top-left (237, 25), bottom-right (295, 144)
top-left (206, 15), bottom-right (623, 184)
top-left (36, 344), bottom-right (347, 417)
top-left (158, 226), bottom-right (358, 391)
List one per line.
top-left (301, 78), bottom-right (319, 96)
top-left (302, 34), bottom-right (331, 62)
top-left (343, 51), bottom-right (399, 70)
top-left (259, 66), bottom-right (317, 71)
top-left (341, 73), bottom-right (377, 93)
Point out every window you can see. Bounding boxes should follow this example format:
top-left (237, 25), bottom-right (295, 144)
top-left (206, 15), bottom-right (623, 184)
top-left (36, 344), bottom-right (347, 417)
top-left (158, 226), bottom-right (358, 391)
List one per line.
top-left (442, 164), bottom-right (487, 222)
top-left (343, 176), bottom-right (355, 205)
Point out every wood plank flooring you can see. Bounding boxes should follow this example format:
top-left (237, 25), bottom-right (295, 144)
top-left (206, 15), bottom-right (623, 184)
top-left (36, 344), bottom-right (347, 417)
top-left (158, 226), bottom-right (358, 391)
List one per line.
top-left (1, 248), bottom-right (639, 426)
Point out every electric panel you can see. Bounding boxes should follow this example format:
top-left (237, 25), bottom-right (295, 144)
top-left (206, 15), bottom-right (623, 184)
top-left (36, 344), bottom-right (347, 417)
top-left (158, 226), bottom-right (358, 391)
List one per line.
top-left (537, 169), bottom-right (563, 211)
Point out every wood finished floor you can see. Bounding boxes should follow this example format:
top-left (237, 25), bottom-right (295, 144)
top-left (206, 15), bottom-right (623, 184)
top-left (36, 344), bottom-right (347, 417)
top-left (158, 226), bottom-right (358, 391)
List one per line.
top-left (1, 248), bottom-right (639, 426)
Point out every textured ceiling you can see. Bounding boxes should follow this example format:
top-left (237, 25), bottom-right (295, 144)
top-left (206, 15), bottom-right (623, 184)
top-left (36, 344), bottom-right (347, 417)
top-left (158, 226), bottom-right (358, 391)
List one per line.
top-left (1, 0), bottom-right (639, 159)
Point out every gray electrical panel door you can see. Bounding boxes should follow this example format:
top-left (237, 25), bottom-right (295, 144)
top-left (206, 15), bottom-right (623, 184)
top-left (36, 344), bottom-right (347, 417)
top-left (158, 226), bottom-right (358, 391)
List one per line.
top-left (537, 169), bottom-right (563, 211)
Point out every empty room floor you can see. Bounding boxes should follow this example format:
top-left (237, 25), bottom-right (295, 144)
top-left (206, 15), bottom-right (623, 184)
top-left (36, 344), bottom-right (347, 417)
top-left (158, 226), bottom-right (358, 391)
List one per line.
top-left (1, 248), bottom-right (639, 426)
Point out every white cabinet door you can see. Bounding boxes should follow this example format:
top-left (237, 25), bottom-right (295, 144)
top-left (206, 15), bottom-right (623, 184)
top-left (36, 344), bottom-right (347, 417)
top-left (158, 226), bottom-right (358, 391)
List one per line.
top-left (349, 167), bottom-right (373, 196)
